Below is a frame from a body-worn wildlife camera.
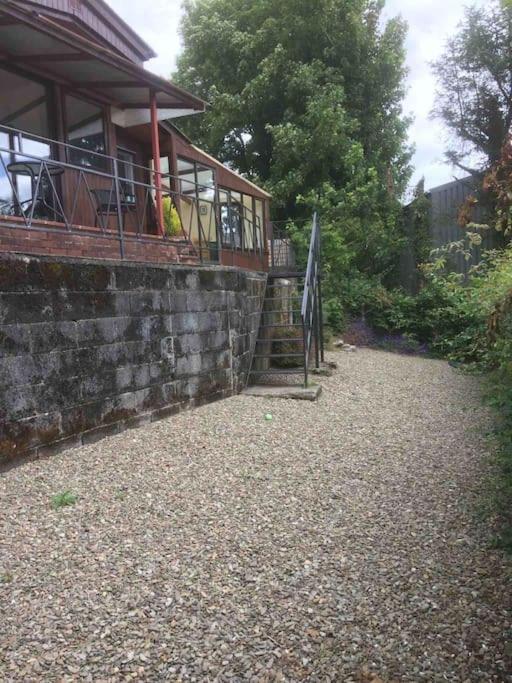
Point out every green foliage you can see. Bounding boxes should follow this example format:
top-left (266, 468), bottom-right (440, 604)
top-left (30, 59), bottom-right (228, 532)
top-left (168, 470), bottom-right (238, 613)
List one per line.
top-left (432, 0), bottom-right (512, 173)
top-left (51, 491), bottom-right (78, 510)
top-left (162, 197), bottom-right (182, 238)
top-left (323, 298), bottom-right (345, 333)
top-left (271, 326), bottom-right (304, 368)
top-left (175, 0), bottom-right (412, 294)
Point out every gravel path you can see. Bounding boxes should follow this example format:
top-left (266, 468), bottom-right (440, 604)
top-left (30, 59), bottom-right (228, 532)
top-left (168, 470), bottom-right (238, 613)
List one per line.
top-left (1, 349), bottom-right (511, 682)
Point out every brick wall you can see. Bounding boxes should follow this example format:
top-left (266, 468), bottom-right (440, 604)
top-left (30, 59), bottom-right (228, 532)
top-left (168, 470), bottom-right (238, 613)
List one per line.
top-left (0, 253), bottom-right (266, 468)
top-left (0, 221), bottom-right (197, 265)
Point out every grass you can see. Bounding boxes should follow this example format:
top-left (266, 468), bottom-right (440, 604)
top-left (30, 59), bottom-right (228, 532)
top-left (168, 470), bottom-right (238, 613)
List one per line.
top-left (51, 490), bottom-right (78, 510)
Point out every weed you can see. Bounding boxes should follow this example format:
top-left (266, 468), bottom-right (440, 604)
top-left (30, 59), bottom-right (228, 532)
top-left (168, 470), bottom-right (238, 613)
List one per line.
top-left (51, 490), bottom-right (78, 510)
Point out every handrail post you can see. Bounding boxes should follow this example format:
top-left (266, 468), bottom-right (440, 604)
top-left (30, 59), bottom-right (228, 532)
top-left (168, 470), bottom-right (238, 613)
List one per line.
top-left (197, 198), bottom-right (204, 263)
top-left (302, 313), bottom-right (308, 388)
top-left (314, 279), bottom-right (320, 370)
top-left (113, 157), bottom-right (125, 259)
top-left (270, 222), bottom-right (275, 270)
top-left (317, 217), bottom-right (325, 362)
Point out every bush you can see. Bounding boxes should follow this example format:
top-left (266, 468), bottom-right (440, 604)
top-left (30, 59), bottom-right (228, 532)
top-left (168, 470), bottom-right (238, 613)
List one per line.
top-left (323, 298), bottom-right (345, 332)
top-left (271, 326), bottom-right (304, 368)
top-left (163, 197), bottom-right (182, 237)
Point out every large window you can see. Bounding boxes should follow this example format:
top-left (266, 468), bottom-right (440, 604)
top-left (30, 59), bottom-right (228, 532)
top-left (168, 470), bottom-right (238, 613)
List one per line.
top-left (220, 189), bottom-right (242, 248)
top-left (0, 66), bottom-right (50, 140)
top-left (178, 157), bottom-right (216, 242)
top-left (177, 157), bottom-right (215, 201)
top-left (0, 67), bottom-right (51, 212)
top-left (66, 95), bottom-right (106, 169)
top-left (220, 188), bottom-right (262, 251)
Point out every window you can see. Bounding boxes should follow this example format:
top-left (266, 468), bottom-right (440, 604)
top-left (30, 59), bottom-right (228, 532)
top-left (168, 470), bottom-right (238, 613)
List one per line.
top-left (65, 95), bottom-right (106, 169)
top-left (177, 157), bottom-right (195, 196)
top-left (220, 189), bottom-right (242, 248)
top-left (0, 66), bottom-right (50, 140)
top-left (255, 198), bottom-right (264, 248)
top-left (219, 188), bottom-right (261, 251)
top-left (117, 148), bottom-right (135, 200)
top-left (0, 131), bottom-right (11, 213)
top-left (0, 67), bottom-right (52, 211)
top-left (177, 156), bottom-right (215, 201)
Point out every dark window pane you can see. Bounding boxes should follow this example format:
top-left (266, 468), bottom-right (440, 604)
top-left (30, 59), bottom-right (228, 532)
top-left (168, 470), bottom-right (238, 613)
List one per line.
top-left (66, 96), bottom-right (107, 170)
top-left (0, 66), bottom-right (49, 139)
top-left (0, 131), bottom-right (11, 212)
top-left (220, 188), bottom-right (242, 248)
top-left (117, 148), bottom-right (136, 200)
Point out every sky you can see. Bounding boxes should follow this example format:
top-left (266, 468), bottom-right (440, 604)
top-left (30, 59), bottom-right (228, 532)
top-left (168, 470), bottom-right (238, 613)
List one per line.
top-left (106, 0), bottom-right (487, 194)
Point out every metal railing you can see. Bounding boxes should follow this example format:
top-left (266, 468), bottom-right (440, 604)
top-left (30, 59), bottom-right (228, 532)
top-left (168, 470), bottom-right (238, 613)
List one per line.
top-left (0, 123), bottom-right (266, 268)
top-left (269, 222), bottom-right (297, 272)
top-left (301, 212), bottom-right (324, 385)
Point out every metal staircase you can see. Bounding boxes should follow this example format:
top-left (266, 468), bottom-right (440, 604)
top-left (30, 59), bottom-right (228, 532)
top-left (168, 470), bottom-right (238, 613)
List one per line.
top-left (249, 213), bottom-right (324, 386)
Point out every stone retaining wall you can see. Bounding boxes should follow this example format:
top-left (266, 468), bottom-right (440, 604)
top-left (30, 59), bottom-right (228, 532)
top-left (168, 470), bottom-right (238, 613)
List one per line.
top-left (0, 253), bottom-right (266, 468)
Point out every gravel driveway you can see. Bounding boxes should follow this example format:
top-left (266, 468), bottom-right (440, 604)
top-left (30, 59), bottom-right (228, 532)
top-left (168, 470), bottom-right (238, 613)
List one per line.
top-left (1, 349), bottom-right (511, 682)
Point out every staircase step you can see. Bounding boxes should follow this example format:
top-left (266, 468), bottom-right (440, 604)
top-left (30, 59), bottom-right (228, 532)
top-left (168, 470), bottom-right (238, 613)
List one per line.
top-left (262, 309), bottom-right (302, 315)
top-left (253, 353), bottom-right (304, 359)
top-left (249, 368), bottom-right (305, 375)
top-left (256, 337), bottom-right (303, 343)
top-left (258, 323), bottom-right (303, 329)
top-left (267, 276), bottom-right (303, 289)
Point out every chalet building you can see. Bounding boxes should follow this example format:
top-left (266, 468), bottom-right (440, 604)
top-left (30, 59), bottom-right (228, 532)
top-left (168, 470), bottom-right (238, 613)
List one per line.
top-left (0, 0), bottom-right (324, 467)
top-left (0, 0), bottom-right (271, 271)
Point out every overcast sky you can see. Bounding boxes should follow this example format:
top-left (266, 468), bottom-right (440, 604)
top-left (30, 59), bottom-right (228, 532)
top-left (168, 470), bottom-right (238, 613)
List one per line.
top-left (107, 0), bottom-right (486, 193)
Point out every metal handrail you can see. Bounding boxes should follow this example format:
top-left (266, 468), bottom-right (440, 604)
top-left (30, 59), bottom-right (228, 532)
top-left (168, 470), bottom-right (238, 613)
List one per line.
top-left (0, 127), bottom-right (267, 268)
top-left (301, 212), bottom-right (323, 386)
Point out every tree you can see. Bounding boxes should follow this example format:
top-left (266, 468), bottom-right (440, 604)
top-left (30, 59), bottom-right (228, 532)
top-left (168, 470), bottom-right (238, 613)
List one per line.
top-left (432, 1), bottom-right (512, 177)
top-left (174, 0), bottom-right (411, 208)
top-left (174, 0), bottom-right (412, 296)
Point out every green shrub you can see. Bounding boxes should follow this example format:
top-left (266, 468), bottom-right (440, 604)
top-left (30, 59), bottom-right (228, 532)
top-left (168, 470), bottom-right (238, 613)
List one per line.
top-left (162, 197), bottom-right (182, 237)
top-left (323, 298), bottom-right (345, 332)
top-left (271, 326), bottom-right (304, 368)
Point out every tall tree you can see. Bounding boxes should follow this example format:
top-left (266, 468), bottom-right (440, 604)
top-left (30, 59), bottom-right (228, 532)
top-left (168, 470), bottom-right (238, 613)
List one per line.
top-left (174, 0), bottom-right (411, 299)
top-left (174, 0), bottom-right (411, 212)
top-left (433, 1), bottom-right (512, 176)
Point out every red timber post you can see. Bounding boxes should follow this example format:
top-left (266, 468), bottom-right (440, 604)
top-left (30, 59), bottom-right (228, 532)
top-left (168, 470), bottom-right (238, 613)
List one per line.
top-left (150, 90), bottom-right (165, 236)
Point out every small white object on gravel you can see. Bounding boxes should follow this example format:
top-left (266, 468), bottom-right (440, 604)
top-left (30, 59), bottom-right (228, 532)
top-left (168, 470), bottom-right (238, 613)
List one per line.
top-left (0, 349), bottom-right (510, 682)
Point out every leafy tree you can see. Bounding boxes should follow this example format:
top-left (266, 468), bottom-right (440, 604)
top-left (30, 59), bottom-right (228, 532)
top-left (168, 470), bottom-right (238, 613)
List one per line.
top-left (174, 0), bottom-right (412, 299)
top-left (432, 1), bottom-right (512, 176)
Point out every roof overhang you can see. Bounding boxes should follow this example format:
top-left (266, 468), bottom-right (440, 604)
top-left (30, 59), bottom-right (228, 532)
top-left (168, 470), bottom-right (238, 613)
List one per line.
top-left (112, 107), bottom-right (201, 127)
top-left (0, 0), bottom-right (206, 118)
top-left (20, 0), bottom-right (157, 62)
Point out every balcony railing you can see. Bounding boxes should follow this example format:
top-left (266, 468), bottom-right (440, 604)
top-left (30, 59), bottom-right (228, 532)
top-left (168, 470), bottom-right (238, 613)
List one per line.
top-left (0, 124), bottom-right (266, 269)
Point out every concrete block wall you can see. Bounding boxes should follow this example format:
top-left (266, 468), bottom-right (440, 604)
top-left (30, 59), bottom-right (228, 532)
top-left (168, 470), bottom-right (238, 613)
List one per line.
top-left (0, 253), bottom-right (266, 468)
